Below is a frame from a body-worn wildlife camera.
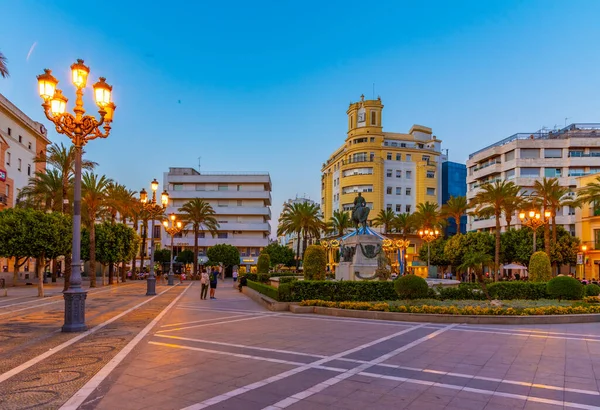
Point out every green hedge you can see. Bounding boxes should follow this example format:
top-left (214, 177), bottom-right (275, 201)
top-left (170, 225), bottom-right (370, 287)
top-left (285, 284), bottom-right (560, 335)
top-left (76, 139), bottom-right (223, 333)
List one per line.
top-left (488, 282), bottom-right (549, 300)
top-left (585, 284), bottom-right (600, 296)
top-left (283, 281), bottom-right (397, 302)
top-left (547, 276), bottom-right (584, 301)
top-left (246, 280), bottom-right (280, 301)
top-left (394, 275), bottom-right (429, 299)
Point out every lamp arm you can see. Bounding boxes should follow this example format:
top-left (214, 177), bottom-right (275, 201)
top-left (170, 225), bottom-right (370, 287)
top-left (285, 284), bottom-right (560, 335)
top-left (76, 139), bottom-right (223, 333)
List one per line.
top-left (42, 105), bottom-right (76, 139)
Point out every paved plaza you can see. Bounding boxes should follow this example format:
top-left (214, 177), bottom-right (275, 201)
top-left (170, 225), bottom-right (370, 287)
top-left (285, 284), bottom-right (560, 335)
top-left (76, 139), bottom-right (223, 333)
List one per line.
top-left (1, 281), bottom-right (600, 409)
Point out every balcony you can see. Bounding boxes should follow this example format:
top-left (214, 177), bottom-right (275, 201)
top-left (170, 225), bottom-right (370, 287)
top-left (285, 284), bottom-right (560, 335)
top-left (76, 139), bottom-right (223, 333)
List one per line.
top-left (0, 194), bottom-right (7, 205)
top-left (165, 205), bottom-right (271, 219)
top-left (168, 190), bottom-right (272, 204)
top-left (473, 160), bottom-right (501, 172)
top-left (166, 236), bottom-right (269, 248)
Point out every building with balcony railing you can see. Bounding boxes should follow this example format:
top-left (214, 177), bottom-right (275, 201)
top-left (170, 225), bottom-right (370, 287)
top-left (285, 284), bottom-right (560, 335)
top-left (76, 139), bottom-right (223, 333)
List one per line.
top-left (321, 95), bottom-right (443, 226)
top-left (575, 173), bottom-right (600, 280)
top-left (161, 167), bottom-right (271, 271)
top-left (467, 123), bottom-right (600, 234)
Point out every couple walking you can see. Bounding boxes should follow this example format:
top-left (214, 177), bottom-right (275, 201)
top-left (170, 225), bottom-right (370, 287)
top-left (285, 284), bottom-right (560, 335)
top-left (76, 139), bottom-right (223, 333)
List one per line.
top-left (200, 267), bottom-right (219, 300)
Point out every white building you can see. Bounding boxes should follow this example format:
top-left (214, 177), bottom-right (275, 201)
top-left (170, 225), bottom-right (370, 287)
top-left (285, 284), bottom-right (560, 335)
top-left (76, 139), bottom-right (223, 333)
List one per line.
top-left (162, 167), bottom-right (271, 270)
top-left (277, 196), bottom-right (320, 257)
top-left (467, 123), bottom-right (600, 235)
top-left (0, 93), bottom-right (49, 208)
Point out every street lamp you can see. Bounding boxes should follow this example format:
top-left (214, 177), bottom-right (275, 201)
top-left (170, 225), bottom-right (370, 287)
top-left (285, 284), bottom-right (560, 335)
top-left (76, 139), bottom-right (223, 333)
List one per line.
top-left (37, 60), bottom-right (115, 333)
top-left (518, 209), bottom-right (551, 252)
top-left (321, 239), bottom-right (340, 274)
top-left (581, 244), bottom-right (588, 280)
top-left (418, 228), bottom-right (439, 278)
top-left (140, 179), bottom-right (168, 295)
top-left (163, 213), bottom-right (183, 286)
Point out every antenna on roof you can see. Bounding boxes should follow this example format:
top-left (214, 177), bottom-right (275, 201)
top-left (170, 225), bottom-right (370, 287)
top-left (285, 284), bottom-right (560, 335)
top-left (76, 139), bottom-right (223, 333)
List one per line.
top-left (198, 156), bottom-right (201, 172)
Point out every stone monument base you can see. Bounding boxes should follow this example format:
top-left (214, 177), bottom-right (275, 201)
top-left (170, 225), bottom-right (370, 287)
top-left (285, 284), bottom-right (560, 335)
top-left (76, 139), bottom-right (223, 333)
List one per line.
top-left (335, 234), bottom-right (381, 281)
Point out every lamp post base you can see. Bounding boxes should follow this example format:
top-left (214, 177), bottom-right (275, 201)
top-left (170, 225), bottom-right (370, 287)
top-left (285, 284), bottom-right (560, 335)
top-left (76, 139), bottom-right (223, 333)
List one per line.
top-left (62, 289), bottom-right (88, 332)
top-left (168, 270), bottom-right (174, 286)
top-left (146, 277), bottom-right (156, 296)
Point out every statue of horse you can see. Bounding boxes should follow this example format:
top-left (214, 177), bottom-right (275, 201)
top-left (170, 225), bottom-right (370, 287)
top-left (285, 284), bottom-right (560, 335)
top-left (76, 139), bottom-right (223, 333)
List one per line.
top-left (352, 206), bottom-right (370, 232)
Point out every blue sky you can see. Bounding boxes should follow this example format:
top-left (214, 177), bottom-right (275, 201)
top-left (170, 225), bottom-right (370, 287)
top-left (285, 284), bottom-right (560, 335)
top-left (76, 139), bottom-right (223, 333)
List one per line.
top-left (2, 0), bottom-right (600, 236)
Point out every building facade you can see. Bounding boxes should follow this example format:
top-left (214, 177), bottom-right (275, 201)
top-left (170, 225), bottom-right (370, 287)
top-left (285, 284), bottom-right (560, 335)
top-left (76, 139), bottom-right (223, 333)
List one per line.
top-left (162, 168), bottom-right (271, 270)
top-left (467, 124), bottom-right (600, 235)
top-left (441, 160), bottom-right (467, 235)
top-left (575, 173), bottom-right (600, 280)
top-left (0, 93), bottom-right (49, 209)
top-left (321, 95), bottom-right (443, 228)
top-left (277, 196), bottom-right (319, 257)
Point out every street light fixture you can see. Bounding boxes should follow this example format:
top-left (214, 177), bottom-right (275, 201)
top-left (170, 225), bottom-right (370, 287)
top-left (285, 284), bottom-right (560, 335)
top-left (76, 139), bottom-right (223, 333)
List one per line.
top-left (518, 209), bottom-right (551, 252)
top-left (581, 244), bottom-right (588, 280)
top-left (140, 179), bottom-right (168, 295)
top-left (36, 60), bottom-right (115, 333)
top-left (418, 228), bottom-right (439, 278)
top-left (163, 213), bottom-right (183, 286)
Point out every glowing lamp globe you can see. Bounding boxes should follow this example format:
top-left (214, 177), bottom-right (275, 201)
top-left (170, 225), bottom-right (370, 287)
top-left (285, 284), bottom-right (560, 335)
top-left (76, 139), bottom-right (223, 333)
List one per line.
top-left (70, 59), bottom-right (90, 88)
top-left (37, 69), bottom-right (58, 101)
top-left (93, 77), bottom-right (112, 107)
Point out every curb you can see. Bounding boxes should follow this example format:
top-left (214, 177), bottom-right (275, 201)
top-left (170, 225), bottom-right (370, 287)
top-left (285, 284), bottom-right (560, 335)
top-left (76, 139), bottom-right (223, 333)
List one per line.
top-left (241, 286), bottom-right (291, 311)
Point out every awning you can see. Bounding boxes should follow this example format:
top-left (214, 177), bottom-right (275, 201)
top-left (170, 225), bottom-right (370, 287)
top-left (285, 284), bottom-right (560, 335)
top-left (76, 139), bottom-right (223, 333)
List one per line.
top-left (340, 226), bottom-right (387, 242)
top-left (502, 263), bottom-right (527, 270)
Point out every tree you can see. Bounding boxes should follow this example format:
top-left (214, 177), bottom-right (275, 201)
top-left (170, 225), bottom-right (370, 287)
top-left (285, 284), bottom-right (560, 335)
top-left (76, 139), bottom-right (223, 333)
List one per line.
top-left (372, 209), bottom-right (396, 234)
top-left (500, 227), bottom-right (535, 266)
top-left (458, 251), bottom-right (492, 300)
top-left (327, 210), bottom-right (351, 237)
top-left (176, 249), bottom-right (195, 265)
top-left (412, 201), bottom-right (443, 230)
top-left (81, 172), bottom-right (111, 287)
top-left (93, 222), bottom-right (138, 285)
top-left (417, 238), bottom-right (450, 275)
top-left (470, 180), bottom-right (519, 281)
top-left (207, 244), bottom-right (240, 270)
top-left (261, 242), bottom-right (295, 267)
top-left (277, 201), bottom-right (325, 269)
top-left (257, 253), bottom-right (270, 273)
top-left (502, 192), bottom-right (525, 231)
top-left (0, 51), bottom-right (8, 78)
top-left (303, 245), bottom-right (326, 280)
top-left (18, 169), bottom-right (63, 211)
top-left (532, 178), bottom-right (565, 257)
top-left (529, 251), bottom-right (552, 282)
top-left (393, 213), bottom-right (415, 238)
top-left (441, 196), bottom-right (467, 236)
top-left (179, 199), bottom-right (219, 278)
top-left (444, 231), bottom-right (494, 269)
top-left (154, 249), bottom-right (171, 265)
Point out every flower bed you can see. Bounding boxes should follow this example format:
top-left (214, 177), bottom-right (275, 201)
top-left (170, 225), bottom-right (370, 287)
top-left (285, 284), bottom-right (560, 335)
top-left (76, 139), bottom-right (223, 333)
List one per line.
top-left (299, 299), bottom-right (600, 316)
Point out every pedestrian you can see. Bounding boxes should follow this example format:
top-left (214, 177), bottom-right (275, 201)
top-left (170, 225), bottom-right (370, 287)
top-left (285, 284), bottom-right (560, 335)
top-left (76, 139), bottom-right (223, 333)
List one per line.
top-left (210, 267), bottom-right (218, 299)
top-left (180, 272), bottom-right (186, 283)
top-left (200, 269), bottom-right (209, 300)
top-left (232, 266), bottom-right (238, 288)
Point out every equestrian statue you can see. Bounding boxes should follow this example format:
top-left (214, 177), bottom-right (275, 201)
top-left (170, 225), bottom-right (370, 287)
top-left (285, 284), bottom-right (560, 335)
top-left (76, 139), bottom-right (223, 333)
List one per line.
top-left (351, 192), bottom-right (370, 232)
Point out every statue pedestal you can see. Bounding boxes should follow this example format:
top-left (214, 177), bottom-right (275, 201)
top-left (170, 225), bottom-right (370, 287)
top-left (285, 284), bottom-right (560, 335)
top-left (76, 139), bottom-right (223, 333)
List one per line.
top-left (335, 235), bottom-right (381, 281)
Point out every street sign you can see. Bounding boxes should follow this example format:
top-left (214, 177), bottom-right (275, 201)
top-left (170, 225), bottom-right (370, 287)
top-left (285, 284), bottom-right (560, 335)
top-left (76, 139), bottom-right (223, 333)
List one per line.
top-left (577, 252), bottom-right (583, 265)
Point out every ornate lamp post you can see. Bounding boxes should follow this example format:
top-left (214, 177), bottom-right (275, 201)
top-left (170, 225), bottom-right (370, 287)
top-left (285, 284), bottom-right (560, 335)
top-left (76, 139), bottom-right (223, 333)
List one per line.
top-left (581, 244), bottom-right (588, 280)
top-left (163, 213), bottom-right (183, 286)
top-left (518, 209), bottom-right (551, 252)
top-left (418, 228), bottom-right (439, 278)
top-left (140, 179), bottom-right (168, 295)
top-left (321, 239), bottom-right (340, 274)
top-left (37, 60), bottom-right (115, 332)
top-left (395, 239), bottom-right (411, 275)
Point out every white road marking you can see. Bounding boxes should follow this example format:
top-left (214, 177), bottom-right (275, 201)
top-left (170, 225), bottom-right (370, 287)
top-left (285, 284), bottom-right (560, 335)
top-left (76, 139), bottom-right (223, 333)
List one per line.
top-left (156, 314), bottom-right (280, 334)
top-left (160, 313), bottom-right (258, 328)
top-left (264, 324), bottom-right (458, 409)
top-left (60, 283), bottom-right (193, 409)
top-left (0, 284), bottom-right (179, 384)
top-left (180, 323), bottom-right (428, 410)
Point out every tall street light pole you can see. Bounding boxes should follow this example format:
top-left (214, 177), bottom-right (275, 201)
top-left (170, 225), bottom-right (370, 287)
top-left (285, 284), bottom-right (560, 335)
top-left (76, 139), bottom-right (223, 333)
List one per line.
top-left (418, 228), bottom-right (439, 278)
top-left (37, 60), bottom-right (115, 332)
top-left (581, 244), bottom-right (588, 280)
top-left (518, 209), bottom-right (551, 253)
top-left (140, 179), bottom-right (168, 296)
top-left (163, 213), bottom-right (183, 286)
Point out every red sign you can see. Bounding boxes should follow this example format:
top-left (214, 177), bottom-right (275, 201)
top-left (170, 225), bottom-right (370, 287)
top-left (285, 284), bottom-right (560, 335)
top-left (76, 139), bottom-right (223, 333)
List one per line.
top-left (0, 169), bottom-right (6, 182)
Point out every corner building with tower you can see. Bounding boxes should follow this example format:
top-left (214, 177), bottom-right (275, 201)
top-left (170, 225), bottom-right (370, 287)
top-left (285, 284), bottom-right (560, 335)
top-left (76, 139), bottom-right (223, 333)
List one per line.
top-left (321, 96), bottom-right (443, 226)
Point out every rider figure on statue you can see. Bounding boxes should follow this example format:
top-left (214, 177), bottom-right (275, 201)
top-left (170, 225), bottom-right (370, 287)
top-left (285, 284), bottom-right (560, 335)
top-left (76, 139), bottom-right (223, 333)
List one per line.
top-left (352, 192), bottom-right (370, 233)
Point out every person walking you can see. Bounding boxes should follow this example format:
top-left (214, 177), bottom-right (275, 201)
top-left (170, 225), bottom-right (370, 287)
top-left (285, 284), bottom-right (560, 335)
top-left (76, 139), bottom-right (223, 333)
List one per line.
top-left (232, 266), bottom-right (238, 288)
top-left (200, 269), bottom-right (209, 300)
top-left (209, 267), bottom-right (218, 299)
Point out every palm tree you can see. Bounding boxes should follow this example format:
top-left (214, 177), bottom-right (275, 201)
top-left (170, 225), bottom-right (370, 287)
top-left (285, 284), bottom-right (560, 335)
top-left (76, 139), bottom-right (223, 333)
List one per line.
top-left (458, 251), bottom-right (493, 300)
top-left (412, 201), bottom-right (443, 229)
top-left (37, 143), bottom-right (97, 290)
top-left (372, 208), bottom-right (396, 234)
top-left (277, 201), bottom-right (325, 269)
top-left (82, 173), bottom-right (111, 288)
top-left (0, 51), bottom-right (8, 78)
top-left (393, 213), bottom-right (415, 238)
top-left (532, 178), bottom-right (563, 256)
top-left (18, 169), bottom-right (64, 211)
top-left (179, 199), bottom-right (220, 278)
top-left (470, 180), bottom-right (518, 281)
top-left (441, 196), bottom-right (467, 236)
top-left (502, 188), bottom-right (524, 230)
top-left (327, 209), bottom-right (351, 237)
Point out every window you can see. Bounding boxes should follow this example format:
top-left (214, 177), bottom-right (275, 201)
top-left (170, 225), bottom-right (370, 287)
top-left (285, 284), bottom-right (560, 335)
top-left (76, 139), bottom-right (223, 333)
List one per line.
top-left (370, 137), bottom-right (375, 142)
top-left (197, 232), bottom-right (205, 239)
top-left (544, 168), bottom-right (562, 178)
top-left (217, 200), bottom-right (229, 207)
top-left (386, 186), bottom-right (392, 195)
top-left (417, 144), bottom-right (424, 149)
top-left (27, 164), bottom-right (31, 176)
top-left (237, 200), bottom-right (243, 206)
top-left (406, 171), bottom-right (412, 179)
top-left (427, 187), bottom-right (435, 196)
top-left (505, 150), bottom-right (515, 161)
top-left (405, 205), bottom-right (411, 213)
top-left (6, 184), bottom-right (9, 196)
top-left (173, 184), bottom-right (183, 191)
top-left (237, 185), bottom-right (241, 191)
top-left (386, 169), bottom-right (392, 177)
top-left (406, 188), bottom-right (412, 196)
top-left (544, 148), bottom-right (562, 158)
top-left (386, 152), bottom-right (392, 160)
top-left (28, 142), bottom-right (31, 150)
top-left (396, 204), bottom-right (402, 212)
top-left (406, 154), bottom-right (411, 161)
top-left (520, 168), bottom-right (540, 177)
top-left (218, 233), bottom-right (228, 239)
top-left (217, 220), bottom-right (228, 223)
top-left (18, 159), bottom-right (21, 171)
top-left (426, 170), bottom-right (435, 178)
top-left (195, 184), bottom-right (205, 191)
top-left (386, 204), bottom-right (392, 211)
top-left (569, 150), bottom-right (584, 158)
top-left (370, 111), bottom-right (377, 125)
top-left (396, 170), bottom-right (401, 178)
top-left (396, 153), bottom-right (401, 161)
top-left (7, 128), bottom-right (11, 136)
top-left (422, 155), bottom-right (430, 163)
top-left (153, 225), bottom-right (161, 238)
top-left (520, 148), bottom-right (540, 159)
top-left (218, 184), bottom-right (228, 191)
top-left (18, 135), bottom-right (22, 143)
top-left (396, 187), bottom-right (401, 195)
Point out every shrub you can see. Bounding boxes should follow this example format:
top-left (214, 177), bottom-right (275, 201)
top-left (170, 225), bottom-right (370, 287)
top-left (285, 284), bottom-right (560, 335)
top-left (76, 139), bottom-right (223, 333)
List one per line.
top-left (278, 276), bottom-right (298, 284)
top-left (246, 280), bottom-right (280, 301)
top-left (585, 283), bottom-right (600, 296)
top-left (286, 281), bottom-right (397, 302)
top-left (303, 245), bottom-right (326, 281)
top-left (546, 276), bottom-right (584, 301)
top-left (257, 253), bottom-right (271, 274)
top-left (487, 282), bottom-right (549, 300)
top-left (394, 275), bottom-right (429, 300)
top-left (583, 296), bottom-right (600, 304)
top-left (437, 283), bottom-right (486, 301)
top-left (529, 252), bottom-right (552, 282)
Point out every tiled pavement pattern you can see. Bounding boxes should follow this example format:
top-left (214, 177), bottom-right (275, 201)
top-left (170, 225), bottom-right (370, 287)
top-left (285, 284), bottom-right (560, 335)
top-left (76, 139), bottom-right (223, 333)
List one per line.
top-left (70, 282), bottom-right (600, 410)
